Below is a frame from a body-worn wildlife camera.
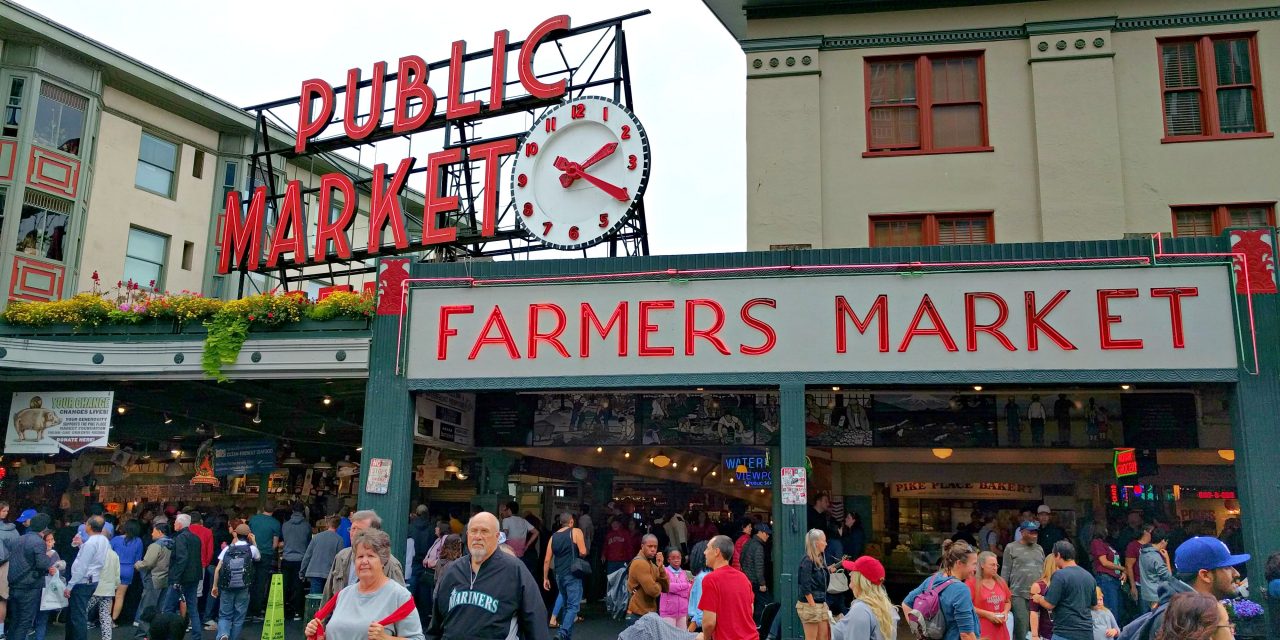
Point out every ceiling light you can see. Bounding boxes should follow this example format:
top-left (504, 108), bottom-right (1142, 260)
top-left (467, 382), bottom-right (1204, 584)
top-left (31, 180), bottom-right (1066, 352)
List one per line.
top-left (648, 456), bottom-right (654, 464)
top-left (692, 466), bottom-right (698, 473)
top-left (973, 385), bottom-right (983, 391)
top-left (932, 448), bottom-right (954, 460)
top-left (711, 470), bottom-right (717, 477)
top-left (596, 447), bottom-right (603, 453)
top-left (696, 387), bottom-right (704, 391)
top-left (455, 471), bottom-right (468, 480)
top-left (356, 446), bottom-right (363, 452)
top-left (444, 460), bottom-right (459, 474)
top-left (283, 454), bottom-right (303, 466)
top-left (322, 396), bottom-right (332, 406)
top-left (163, 414), bottom-right (173, 424)
top-left (318, 421), bottom-right (327, 436)
top-left (729, 477), bottom-right (735, 483)
top-left (1120, 384), bottom-right (1132, 390)
top-left (759, 489), bottom-right (765, 494)
top-left (671, 461), bottom-right (678, 468)
top-left (832, 386), bottom-right (841, 391)
top-left (252, 404), bottom-right (262, 424)
top-left (314, 457), bottom-right (333, 470)
top-left (624, 451), bottom-right (631, 459)
top-left (170, 449), bottom-right (181, 456)
top-left (116, 405), bottom-right (126, 415)
top-left (244, 400), bottom-right (253, 410)
top-left (211, 426), bottom-right (220, 439)
top-left (735, 463), bottom-right (748, 474)
top-left (1218, 449), bottom-right (1236, 462)
top-left (164, 460), bottom-right (185, 477)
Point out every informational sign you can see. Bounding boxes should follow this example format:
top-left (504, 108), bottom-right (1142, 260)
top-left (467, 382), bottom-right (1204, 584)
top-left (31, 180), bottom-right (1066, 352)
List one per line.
top-left (889, 482), bottom-right (1043, 500)
top-left (723, 453), bottom-right (771, 487)
top-left (781, 467), bottom-right (807, 505)
top-left (212, 440), bottom-right (277, 476)
top-left (414, 394), bottom-right (475, 447)
top-left (408, 266), bottom-right (1237, 380)
top-left (366, 458), bottom-right (392, 494)
top-left (6, 391), bottom-right (113, 454)
top-left (1114, 448), bottom-right (1138, 478)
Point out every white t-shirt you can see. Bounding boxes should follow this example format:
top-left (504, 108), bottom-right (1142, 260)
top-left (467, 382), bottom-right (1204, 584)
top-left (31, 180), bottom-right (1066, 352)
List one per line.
top-left (218, 540), bottom-right (261, 562)
top-left (503, 516), bottom-right (533, 555)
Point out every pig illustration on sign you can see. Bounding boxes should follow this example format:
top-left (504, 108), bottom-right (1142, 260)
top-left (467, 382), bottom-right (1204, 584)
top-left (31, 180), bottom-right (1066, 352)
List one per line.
top-left (13, 396), bottom-right (62, 442)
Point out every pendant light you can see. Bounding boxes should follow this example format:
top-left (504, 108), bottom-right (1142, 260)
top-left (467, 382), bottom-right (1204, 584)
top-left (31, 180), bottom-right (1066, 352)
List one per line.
top-left (313, 457), bottom-right (333, 470)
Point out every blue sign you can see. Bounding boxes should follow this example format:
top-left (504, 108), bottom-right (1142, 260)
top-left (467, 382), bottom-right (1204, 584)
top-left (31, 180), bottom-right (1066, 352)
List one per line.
top-left (722, 453), bottom-right (771, 488)
top-left (213, 440), bottom-right (277, 476)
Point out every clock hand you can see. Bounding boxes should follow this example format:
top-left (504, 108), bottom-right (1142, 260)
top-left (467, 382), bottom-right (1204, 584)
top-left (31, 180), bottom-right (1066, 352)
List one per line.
top-left (555, 144), bottom-right (619, 188)
top-left (573, 168), bottom-right (630, 202)
top-left (578, 142), bottom-right (618, 171)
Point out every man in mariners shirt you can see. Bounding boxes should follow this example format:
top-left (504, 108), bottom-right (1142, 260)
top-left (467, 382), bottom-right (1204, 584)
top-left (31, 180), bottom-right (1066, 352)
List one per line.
top-left (426, 512), bottom-right (549, 640)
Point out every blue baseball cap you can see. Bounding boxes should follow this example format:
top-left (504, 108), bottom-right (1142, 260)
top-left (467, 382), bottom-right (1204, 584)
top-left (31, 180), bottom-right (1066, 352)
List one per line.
top-left (16, 509), bottom-right (36, 524)
top-left (1019, 520), bottom-right (1040, 531)
top-left (1174, 536), bottom-right (1250, 573)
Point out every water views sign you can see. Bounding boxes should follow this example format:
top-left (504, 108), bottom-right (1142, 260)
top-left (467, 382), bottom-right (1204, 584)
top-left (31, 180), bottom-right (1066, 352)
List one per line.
top-left (407, 266), bottom-right (1237, 379)
top-left (723, 453), bottom-right (771, 487)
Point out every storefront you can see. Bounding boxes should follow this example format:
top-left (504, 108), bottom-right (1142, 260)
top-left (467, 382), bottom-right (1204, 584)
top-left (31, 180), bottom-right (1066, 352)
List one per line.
top-left (358, 233), bottom-right (1280, 638)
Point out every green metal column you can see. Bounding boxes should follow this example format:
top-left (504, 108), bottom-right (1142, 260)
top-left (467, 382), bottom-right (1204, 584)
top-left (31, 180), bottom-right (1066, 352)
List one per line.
top-left (1230, 273), bottom-right (1280, 621)
top-left (474, 450), bottom-right (516, 514)
top-left (592, 468), bottom-right (615, 508)
top-left (358, 282), bottom-right (414, 563)
top-left (773, 383), bottom-right (806, 640)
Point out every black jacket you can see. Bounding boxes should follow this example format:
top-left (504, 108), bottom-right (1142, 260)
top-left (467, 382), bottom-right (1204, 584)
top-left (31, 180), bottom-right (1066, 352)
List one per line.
top-left (169, 529), bottom-right (203, 586)
top-left (8, 532), bottom-right (51, 590)
top-left (409, 516), bottom-right (435, 566)
top-left (742, 537), bottom-right (766, 588)
top-left (425, 549), bottom-right (549, 640)
top-left (797, 556), bottom-right (829, 603)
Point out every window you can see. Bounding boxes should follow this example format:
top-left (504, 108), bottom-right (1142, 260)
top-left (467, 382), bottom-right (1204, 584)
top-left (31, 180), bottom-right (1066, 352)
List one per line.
top-left (181, 241), bottom-right (194, 271)
top-left (865, 53), bottom-right (989, 155)
top-left (220, 160), bottom-right (238, 202)
top-left (32, 82), bottom-right (86, 155)
top-left (870, 212), bottom-right (994, 246)
top-left (135, 133), bottom-right (178, 197)
top-left (124, 227), bottom-right (168, 289)
top-left (3, 78), bottom-right (24, 138)
top-left (0, 187), bottom-right (7, 240)
top-left (192, 149), bottom-right (205, 179)
top-left (1160, 34), bottom-right (1268, 140)
top-left (16, 191), bottom-right (72, 261)
top-left (1171, 203), bottom-right (1275, 236)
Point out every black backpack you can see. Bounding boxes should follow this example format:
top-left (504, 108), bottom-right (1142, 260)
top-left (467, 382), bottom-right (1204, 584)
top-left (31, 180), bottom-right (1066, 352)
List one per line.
top-left (1118, 603), bottom-right (1165, 640)
top-left (219, 545), bottom-right (255, 590)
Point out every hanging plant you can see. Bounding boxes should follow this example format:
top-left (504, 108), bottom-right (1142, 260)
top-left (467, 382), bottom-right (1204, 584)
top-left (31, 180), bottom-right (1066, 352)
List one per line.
top-left (201, 292), bottom-right (308, 382)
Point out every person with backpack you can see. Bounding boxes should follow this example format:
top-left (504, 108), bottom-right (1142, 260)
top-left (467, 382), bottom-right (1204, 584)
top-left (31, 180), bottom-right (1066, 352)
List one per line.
top-left (1116, 536), bottom-right (1249, 640)
top-left (210, 524), bottom-right (259, 640)
top-left (901, 539), bottom-right (979, 640)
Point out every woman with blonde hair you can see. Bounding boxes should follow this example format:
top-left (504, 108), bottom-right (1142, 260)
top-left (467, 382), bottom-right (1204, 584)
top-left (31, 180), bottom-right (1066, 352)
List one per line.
top-left (1028, 554), bottom-right (1059, 640)
top-left (797, 528), bottom-right (831, 640)
top-left (832, 556), bottom-right (897, 640)
top-left (967, 551), bottom-right (1011, 640)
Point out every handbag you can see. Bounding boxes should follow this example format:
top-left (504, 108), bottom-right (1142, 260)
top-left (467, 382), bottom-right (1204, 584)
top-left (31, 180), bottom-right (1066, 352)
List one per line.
top-left (827, 566), bottom-right (850, 594)
top-left (41, 574), bottom-right (68, 611)
top-left (571, 557), bottom-right (592, 579)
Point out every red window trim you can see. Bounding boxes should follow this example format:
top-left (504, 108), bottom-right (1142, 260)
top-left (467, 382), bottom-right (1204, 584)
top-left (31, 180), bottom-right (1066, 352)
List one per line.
top-left (868, 211), bottom-right (996, 246)
top-left (863, 51), bottom-right (991, 157)
top-left (1170, 202), bottom-right (1276, 236)
top-left (1157, 32), bottom-right (1268, 142)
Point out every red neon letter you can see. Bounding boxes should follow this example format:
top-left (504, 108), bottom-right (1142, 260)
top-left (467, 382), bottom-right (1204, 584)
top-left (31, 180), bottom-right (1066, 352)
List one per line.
top-left (447, 40), bottom-right (483, 120)
top-left (528, 303), bottom-right (570, 359)
top-left (1097, 289), bottom-right (1144, 350)
top-left (638, 300), bottom-right (676, 357)
top-left (898, 294), bottom-right (959, 352)
top-left (265, 180), bottom-right (308, 268)
top-left (684, 299), bottom-right (730, 356)
top-left (964, 292), bottom-right (1016, 352)
top-left (518, 15), bottom-right (570, 99)
top-left (343, 62), bottom-right (386, 140)
top-left (217, 188), bottom-right (265, 274)
top-left (468, 137), bottom-right (519, 236)
top-left (367, 158), bottom-right (415, 254)
top-left (313, 173), bottom-right (356, 262)
top-left (393, 55), bottom-right (436, 134)
top-left (469, 306), bottom-right (521, 360)
top-left (295, 79), bottom-right (334, 153)
top-left (836, 295), bottom-right (889, 353)
top-left (739, 298), bottom-right (778, 356)
top-left (422, 148), bottom-right (463, 245)
top-left (490, 29), bottom-right (508, 111)
top-left (1024, 290), bottom-right (1079, 351)
top-left (580, 302), bottom-right (628, 357)
top-left (1150, 287), bottom-right (1198, 349)
top-left (437, 305), bottom-right (474, 360)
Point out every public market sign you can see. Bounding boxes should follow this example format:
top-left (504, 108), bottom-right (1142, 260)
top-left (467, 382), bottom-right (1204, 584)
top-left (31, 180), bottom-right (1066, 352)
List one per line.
top-left (889, 482), bottom-right (1042, 500)
top-left (6, 391), bottom-right (113, 453)
top-left (406, 266), bottom-right (1237, 379)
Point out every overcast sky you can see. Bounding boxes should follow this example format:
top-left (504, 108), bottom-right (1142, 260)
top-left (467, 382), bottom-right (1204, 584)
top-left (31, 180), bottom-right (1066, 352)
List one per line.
top-left (16, 0), bottom-right (747, 256)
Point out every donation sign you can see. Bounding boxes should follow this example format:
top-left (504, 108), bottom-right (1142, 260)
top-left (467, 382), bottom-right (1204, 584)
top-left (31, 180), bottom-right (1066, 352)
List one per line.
top-left (6, 391), bottom-right (113, 453)
top-left (213, 440), bottom-right (278, 476)
top-left (407, 266), bottom-right (1237, 380)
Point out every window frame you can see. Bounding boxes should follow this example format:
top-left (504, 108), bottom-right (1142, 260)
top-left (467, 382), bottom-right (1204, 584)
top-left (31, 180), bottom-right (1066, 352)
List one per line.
top-left (868, 211), bottom-right (995, 246)
top-left (123, 225), bottom-right (169, 290)
top-left (1157, 32), bottom-right (1272, 143)
top-left (1170, 202), bottom-right (1276, 237)
top-left (135, 130), bottom-right (180, 199)
top-left (863, 50), bottom-right (993, 157)
top-left (31, 79), bottom-right (87, 156)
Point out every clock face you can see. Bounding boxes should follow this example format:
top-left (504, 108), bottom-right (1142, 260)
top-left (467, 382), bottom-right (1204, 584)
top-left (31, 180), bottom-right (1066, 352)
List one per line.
top-left (511, 96), bottom-right (651, 250)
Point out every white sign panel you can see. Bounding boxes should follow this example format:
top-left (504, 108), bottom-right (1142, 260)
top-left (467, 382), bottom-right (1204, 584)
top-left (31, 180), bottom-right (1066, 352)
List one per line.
top-left (407, 266), bottom-right (1237, 379)
top-left (7, 391), bottom-right (114, 454)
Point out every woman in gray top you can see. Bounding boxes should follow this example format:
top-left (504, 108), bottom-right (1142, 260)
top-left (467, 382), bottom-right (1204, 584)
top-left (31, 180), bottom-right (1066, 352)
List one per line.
top-left (305, 529), bottom-right (423, 640)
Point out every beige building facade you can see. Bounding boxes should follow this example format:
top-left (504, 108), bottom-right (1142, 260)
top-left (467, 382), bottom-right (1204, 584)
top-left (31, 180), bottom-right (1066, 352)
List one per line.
top-left (708, 0), bottom-right (1280, 250)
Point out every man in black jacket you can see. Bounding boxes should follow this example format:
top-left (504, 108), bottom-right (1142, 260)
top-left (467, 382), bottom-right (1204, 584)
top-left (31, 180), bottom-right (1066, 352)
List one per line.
top-left (7, 513), bottom-right (52, 640)
top-left (408, 506), bottom-right (437, 624)
top-left (742, 522), bottom-right (771, 624)
top-left (163, 513), bottom-right (204, 640)
top-left (425, 512), bottom-right (548, 640)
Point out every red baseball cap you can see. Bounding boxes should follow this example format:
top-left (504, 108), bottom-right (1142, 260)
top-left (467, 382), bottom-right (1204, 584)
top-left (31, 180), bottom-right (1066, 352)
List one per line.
top-left (842, 556), bottom-right (886, 585)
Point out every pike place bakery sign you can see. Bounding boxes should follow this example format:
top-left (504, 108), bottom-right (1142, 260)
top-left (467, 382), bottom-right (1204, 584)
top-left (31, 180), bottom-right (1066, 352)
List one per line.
top-left (406, 265), bottom-right (1238, 379)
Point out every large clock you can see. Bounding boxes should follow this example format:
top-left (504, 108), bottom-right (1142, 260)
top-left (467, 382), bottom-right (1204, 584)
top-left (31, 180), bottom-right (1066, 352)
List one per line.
top-left (511, 96), bottom-right (651, 250)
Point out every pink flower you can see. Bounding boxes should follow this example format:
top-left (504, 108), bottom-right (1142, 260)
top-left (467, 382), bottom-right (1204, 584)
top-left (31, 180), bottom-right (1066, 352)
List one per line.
top-left (248, 315), bottom-right (256, 321)
top-left (119, 303), bottom-right (130, 312)
top-left (267, 312), bottom-right (274, 319)
top-left (91, 271), bottom-right (100, 282)
top-left (117, 281), bottom-right (123, 288)
top-left (149, 280), bottom-right (156, 289)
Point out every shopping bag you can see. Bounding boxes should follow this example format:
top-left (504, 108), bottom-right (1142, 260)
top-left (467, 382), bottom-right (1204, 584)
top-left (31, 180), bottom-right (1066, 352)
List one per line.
top-left (41, 574), bottom-right (68, 611)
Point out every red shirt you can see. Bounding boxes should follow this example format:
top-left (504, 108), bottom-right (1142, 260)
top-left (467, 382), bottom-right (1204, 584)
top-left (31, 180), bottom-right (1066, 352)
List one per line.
top-left (1125, 540), bottom-right (1143, 584)
top-left (700, 565), bottom-right (756, 640)
top-left (188, 523), bottom-right (215, 568)
top-left (604, 529), bottom-right (634, 562)
top-left (732, 534), bottom-right (749, 570)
